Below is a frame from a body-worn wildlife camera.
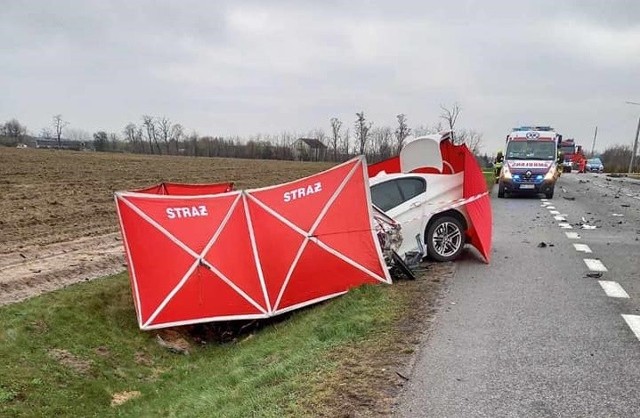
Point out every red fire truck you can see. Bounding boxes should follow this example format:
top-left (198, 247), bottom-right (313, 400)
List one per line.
top-left (558, 138), bottom-right (586, 173)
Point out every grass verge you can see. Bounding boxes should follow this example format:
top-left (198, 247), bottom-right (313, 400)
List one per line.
top-left (483, 171), bottom-right (496, 193)
top-left (0, 264), bottom-right (449, 417)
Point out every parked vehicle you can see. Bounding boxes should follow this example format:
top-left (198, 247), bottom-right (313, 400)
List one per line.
top-left (369, 172), bottom-right (469, 262)
top-left (585, 158), bottom-right (604, 173)
top-left (558, 138), bottom-right (586, 173)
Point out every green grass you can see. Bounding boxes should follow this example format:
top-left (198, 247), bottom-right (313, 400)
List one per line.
top-left (483, 171), bottom-right (496, 192)
top-left (0, 274), bottom-right (397, 417)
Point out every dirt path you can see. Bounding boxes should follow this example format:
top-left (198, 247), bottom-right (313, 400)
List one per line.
top-left (0, 233), bottom-right (126, 306)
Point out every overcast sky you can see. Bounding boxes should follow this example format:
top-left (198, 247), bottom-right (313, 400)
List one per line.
top-left (1, 0), bottom-right (639, 152)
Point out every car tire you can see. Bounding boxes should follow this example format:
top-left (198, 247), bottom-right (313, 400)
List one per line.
top-left (426, 216), bottom-right (466, 262)
top-left (498, 182), bottom-right (505, 198)
top-left (545, 188), bottom-right (554, 199)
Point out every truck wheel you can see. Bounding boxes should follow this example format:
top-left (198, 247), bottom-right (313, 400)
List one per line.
top-left (545, 188), bottom-right (554, 199)
top-left (426, 216), bottom-right (465, 262)
top-left (498, 182), bottom-right (505, 198)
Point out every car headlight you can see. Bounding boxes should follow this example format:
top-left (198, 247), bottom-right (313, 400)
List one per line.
top-left (544, 167), bottom-right (556, 180)
top-left (502, 165), bottom-right (512, 179)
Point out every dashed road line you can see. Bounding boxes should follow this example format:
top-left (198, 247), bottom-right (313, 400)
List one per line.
top-left (584, 258), bottom-right (608, 272)
top-left (547, 206), bottom-right (556, 210)
top-left (549, 210), bottom-right (560, 215)
top-left (540, 198), bottom-right (549, 202)
top-left (554, 215), bottom-right (566, 221)
top-left (622, 315), bottom-right (640, 341)
top-left (565, 232), bottom-right (580, 239)
top-left (559, 223), bottom-right (573, 229)
top-left (573, 243), bottom-right (592, 253)
top-left (598, 281), bottom-right (630, 298)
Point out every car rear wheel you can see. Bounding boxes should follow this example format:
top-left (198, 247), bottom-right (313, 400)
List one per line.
top-left (545, 187), bottom-right (554, 199)
top-left (426, 216), bottom-right (465, 262)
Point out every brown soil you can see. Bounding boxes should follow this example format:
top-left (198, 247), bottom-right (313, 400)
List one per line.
top-left (300, 262), bottom-right (455, 417)
top-left (47, 348), bottom-right (93, 375)
top-left (110, 391), bottom-right (141, 407)
top-left (0, 147), bottom-right (330, 305)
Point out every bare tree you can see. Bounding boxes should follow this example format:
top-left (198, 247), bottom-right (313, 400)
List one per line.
top-left (123, 123), bottom-right (144, 153)
top-left (142, 115), bottom-right (160, 154)
top-left (413, 122), bottom-right (443, 137)
top-left (394, 114), bottom-right (411, 154)
top-left (330, 117), bottom-right (342, 161)
top-left (372, 126), bottom-right (393, 161)
top-left (355, 112), bottom-right (372, 155)
top-left (171, 123), bottom-right (184, 154)
top-left (157, 117), bottom-right (172, 154)
top-left (40, 128), bottom-right (53, 139)
top-left (439, 103), bottom-right (461, 142)
top-left (52, 114), bottom-right (69, 148)
top-left (340, 128), bottom-right (350, 160)
top-left (456, 129), bottom-right (483, 154)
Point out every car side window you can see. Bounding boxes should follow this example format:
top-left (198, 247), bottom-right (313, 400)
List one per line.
top-left (370, 180), bottom-right (404, 212)
top-left (396, 178), bottom-right (426, 201)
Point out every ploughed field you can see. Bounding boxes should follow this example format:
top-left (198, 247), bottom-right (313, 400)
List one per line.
top-left (0, 147), bottom-right (331, 304)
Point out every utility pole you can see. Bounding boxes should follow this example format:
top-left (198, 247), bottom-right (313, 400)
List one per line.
top-left (629, 116), bottom-right (640, 174)
top-left (627, 101), bottom-right (640, 174)
top-left (590, 126), bottom-right (598, 157)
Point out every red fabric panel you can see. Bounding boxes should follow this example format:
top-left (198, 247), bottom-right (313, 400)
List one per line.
top-left (133, 184), bottom-right (165, 195)
top-left (249, 159), bottom-right (359, 231)
top-left (465, 195), bottom-right (492, 263)
top-left (117, 198), bottom-right (196, 325)
top-left (151, 266), bottom-right (263, 327)
top-left (440, 140), bottom-right (465, 173)
top-left (245, 198), bottom-right (306, 306)
top-left (367, 156), bottom-right (401, 177)
top-left (128, 194), bottom-right (239, 254)
top-left (462, 147), bottom-right (492, 263)
top-left (203, 200), bottom-right (267, 311)
top-left (134, 182), bottom-right (234, 196)
top-left (117, 157), bottom-right (389, 329)
top-left (163, 182), bottom-right (234, 195)
top-left (314, 165), bottom-right (386, 278)
top-left (276, 240), bottom-right (381, 310)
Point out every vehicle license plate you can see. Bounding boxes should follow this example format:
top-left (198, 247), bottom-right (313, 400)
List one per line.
top-left (520, 184), bottom-right (535, 189)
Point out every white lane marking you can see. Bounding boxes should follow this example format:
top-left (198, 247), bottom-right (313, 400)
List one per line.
top-left (554, 215), bottom-right (566, 221)
top-left (573, 243), bottom-right (592, 253)
top-left (622, 315), bottom-right (640, 341)
top-left (559, 223), bottom-right (573, 229)
top-left (598, 281), bottom-right (630, 298)
top-left (584, 258), bottom-right (608, 272)
top-left (549, 210), bottom-right (560, 215)
top-left (566, 232), bottom-right (581, 239)
top-left (634, 196), bottom-right (640, 200)
top-left (541, 198), bottom-right (549, 202)
top-left (547, 206), bottom-right (556, 210)
top-left (626, 193), bottom-right (634, 197)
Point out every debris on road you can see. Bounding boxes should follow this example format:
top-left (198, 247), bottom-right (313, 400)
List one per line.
top-left (621, 204), bottom-right (631, 208)
top-left (585, 272), bottom-right (603, 278)
top-left (563, 196), bottom-right (576, 201)
top-left (537, 242), bottom-right (547, 248)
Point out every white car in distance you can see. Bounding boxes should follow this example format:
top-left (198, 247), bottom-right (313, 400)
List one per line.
top-left (369, 171), bottom-right (470, 262)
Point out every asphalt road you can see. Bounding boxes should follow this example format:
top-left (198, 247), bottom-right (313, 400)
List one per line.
top-left (395, 173), bottom-right (640, 418)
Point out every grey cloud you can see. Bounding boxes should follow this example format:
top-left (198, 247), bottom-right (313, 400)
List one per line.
top-left (1, 0), bottom-right (639, 153)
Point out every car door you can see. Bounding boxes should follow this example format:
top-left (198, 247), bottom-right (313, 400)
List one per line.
top-left (370, 177), bottom-right (427, 256)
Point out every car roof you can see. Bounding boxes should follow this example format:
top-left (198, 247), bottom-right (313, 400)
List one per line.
top-left (369, 172), bottom-right (428, 186)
